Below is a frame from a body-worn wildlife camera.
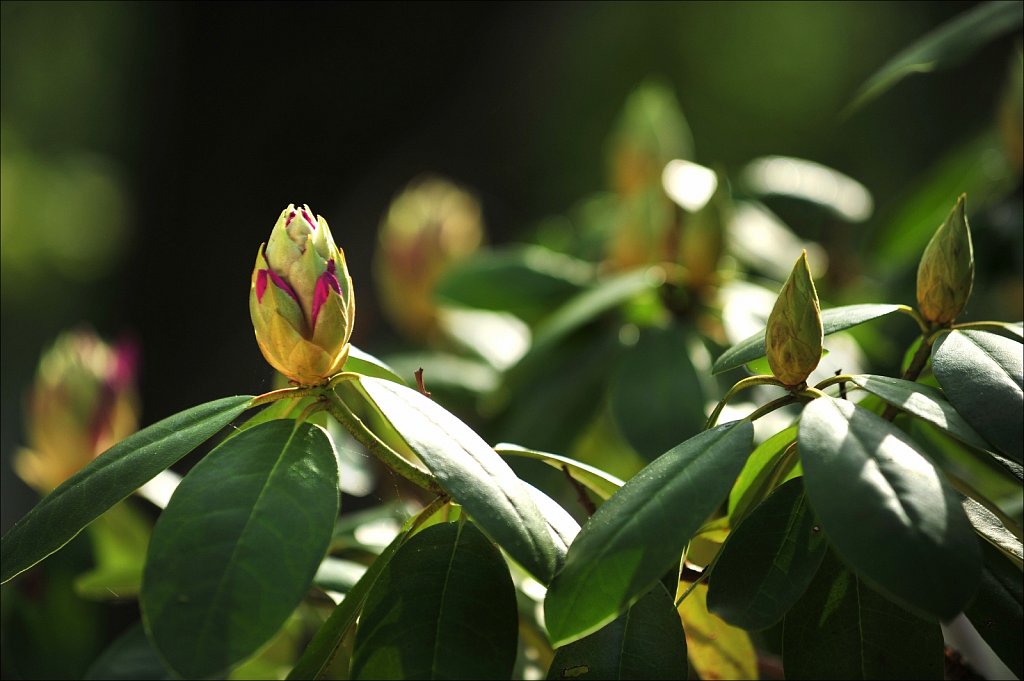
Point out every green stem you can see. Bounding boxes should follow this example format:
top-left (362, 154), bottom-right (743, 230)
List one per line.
top-left (881, 328), bottom-right (944, 420)
top-left (323, 391), bottom-right (445, 495)
top-left (895, 304), bottom-right (930, 335)
top-left (249, 385), bottom-right (324, 408)
top-left (705, 375), bottom-right (787, 429)
top-left (952, 321), bottom-right (1018, 334)
top-left (745, 395), bottom-right (800, 423)
top-left (798, 387), bottom-right (827, 400)
top-left (814, 374), bottom-right (856, 391)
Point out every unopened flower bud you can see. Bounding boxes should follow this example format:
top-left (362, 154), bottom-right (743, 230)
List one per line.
top-left (916, 195), bottom-right (974, 326)
top-left (249, 204), bottom-right (355, 384)
top-left (373, 178), bottom-right (484, 341)
top-left (16, 329), bottom-right (139, 493)
top-left (766, 251), bottom-right (823, 387)
top-left (679, 174), bottom-right (728, 287)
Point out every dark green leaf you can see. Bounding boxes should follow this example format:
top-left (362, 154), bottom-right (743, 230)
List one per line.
top-left (434, 245), bottom-right (592, 324)
top-left (848, 1), bottom-right (1023, 111)
top-left (708, 479), bottom-right (827, 630)
top-left (783, 549), bottom-right (944, 679)
top-left (142, 420), bottom-right (339, 679)
top-left (799, 397), bottom-right (981, 619)
top-left (1, 395), bottom-right (252, 584)
top-left (358, 377), bottom-right (559, 584)
top-left (850, 374), bottom-right (991, 451)
top-left (351, 521), bottom-right (518, 680)
top-left (932, 330), bottom-right (1023, 463)
top-left (544, 420), bottom-right (754, 647)
top-left (288, 522), bottom-right (410, 681)
top-left (964, 541), bottom-right (1024, 679)
top-left (610, 324), bottom-right (706, 459)
top-left (84, 623), bottom-right (174, 680)
top-left (546, 583), bottom-right (686, 680)
top-left (712, 304), bottom-right (902, 374)
top-left (494, 443), bottom-right (624, 500)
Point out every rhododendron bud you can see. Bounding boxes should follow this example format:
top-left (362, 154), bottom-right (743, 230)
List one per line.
top-left (15, 329), bottom-right (139, 493)
top-left (766, 251), bottom-right (823, 387)
top-left (916, 194), bottom-right (974, 326)
top-left (249, 204), bottom-right (355, 384)
top-left (373, 178), bottom-right (484, 340)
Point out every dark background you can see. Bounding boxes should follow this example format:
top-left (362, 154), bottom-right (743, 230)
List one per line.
top-left (1, 1), bottom-right (1018, 529)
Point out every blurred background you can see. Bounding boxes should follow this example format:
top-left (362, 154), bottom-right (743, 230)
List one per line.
top-left (1, 1), bottom-right (1022, 677)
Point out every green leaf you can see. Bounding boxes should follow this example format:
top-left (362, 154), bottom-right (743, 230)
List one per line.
top-left (850, 374), bottom-right (991, 451)
top-left (546, 583), bottom-right (686, 680)
top-left (1, 395), bottom-right (252, 584)
top-left (434, 245), bottom-right (592, 325)
top-left (494, 443), bottom-right (624, 500)
top-left (357, 376), bottom-right (559, 584)
top-left (610, 324), bottom-right (706, 459)
top-left (783, 549), bottom-right (944, 679)
top-left (142, 420), bottom-right (339, 679)
top-left (799, 397), bottom-right (981, 619)
top-left (848, 1), bottom-right (1024, 111)
top-left (964, 541), bottom-right (1024, 679)
top-left (288, 520), bottom-right (411, 681)
top-left (344, 345), bottom-right (407, 385)
top-left (84, 622), bottom-right (174, 680)
top-left (712, 304), bottom-right (903, 374)
top-left (351, 521), bottom-right (518, 680)
top-left (708, 478), bottom-right (827, 630)
top-left (544, 420), bottom-right (754, 647)
top-left (932, 330), bottom-right (1023, 463)
top-left (74, 502), bottom-right (152, 600)
top-left (728, 425), bottom-right (798, 523)
top-left (676, 581), bottom-right (758, 681)
top-left (961, 496), bottom-right (1022, 567)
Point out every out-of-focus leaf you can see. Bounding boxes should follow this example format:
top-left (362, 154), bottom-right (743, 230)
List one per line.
top-left (676, 581), bottom-right (758, 681)
top-left (610, 324), bottom-right (706, 459)
top-left (544, 421), bottom-right (753, 647)
top-left (727, 201), bottom-right (828, 281)
top-left (385, 351), bottom-right (499, 398)
top-left (547, 583), bottom-right (686, 680)
top-left (741, 156), bottom-right (874, 222)
top-left (1, 395), bottom-right (252, 584)
top-left (142, 421), bottom-right (339, 679)
top-left (84, 623), bottom-right (174, 680)
top-left (964, 541), bottom-right (1024, 679)
top-left (495, 443), bottom-right (624, 500)
top-left (932, 330), bottom-right (1023, 463)
top-left (728, 425), bottom-right (798, 523)
top-left (74, 502), bottom-right (151, 600)
top-left (708, 479), bottom-right (827, 630)
top-left (712, 304), bottom-right (903, 374)
top-left (358, 377), bottom-right (559, 584)
top-left (435, 245), bottom-right (592, 325)
top-left (351, 521), bottom-right (517, 680)
top-left (313, 558), bottom-right (368, 595)
top-left (783, 549), bottom-right (943, 679)
top-left (344, 345), bottom-right (407, 385)
top-left (437, 307), bottom-right (531, 370)
top-left (850, 374), bottom-right (991, 450)
top-left (874, 129), bottom-right (1018, 268)
top-left (849, 1), bottom-right (1024, 111)
top-left (799, 397), bottom-right (981, 619)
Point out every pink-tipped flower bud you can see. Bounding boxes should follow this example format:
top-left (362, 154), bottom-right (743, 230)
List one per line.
top-left (249, 204), bottom-right (355, 385)
top-left (15, 329), bottom-right (140, 493)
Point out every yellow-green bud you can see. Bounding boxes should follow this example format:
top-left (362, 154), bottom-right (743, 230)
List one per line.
top-left (766, 251), bottom-right (823, 387)
top-left (605, 187), bottom-right (675, 271)
top-left (679, 174), bottom-right (728, 287)
top-left (16, 329), bottom-right (139, 493)
top-left (249, 204), bottom-right (355, 385)
top-left (916, 194), bottom-right (974, 326)
top-left (373, 178), bottom-right (484, 341)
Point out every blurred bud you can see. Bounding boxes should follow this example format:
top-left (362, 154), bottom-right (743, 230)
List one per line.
top-left (607, 80), bottom-right (694, 197)
top-left (997, 47), bottom-right (1023, 173)
top-left (374, 177), bottom-right (484, 341)
top-left (16, 329), bottom-right (139, 493)
top-left (766, 251), bottom-right (823, 387)
top-left (605, 187), bottom-right (675, 271)
top-left (916, 194), bottom-right (974, 326)
top-left (679, 173), bottom-right (729, 287)
top-left (249, 204), bottom-right (355, 384)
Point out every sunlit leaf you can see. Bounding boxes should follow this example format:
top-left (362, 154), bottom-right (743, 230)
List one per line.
top-left (351, 521), bottom-right (517, 680)
top-left (142, 420), bottom-right (339, 679)
top-left (677, 581), bottom-right (758, 681)
top-left (344, 345), bottom-right (407, 385)
top-left (708, 479), bottom-right (827, 630)
top-left (783, 549), bottom-right (943, 679)
top-left (547, 583), bottom-right (686, 680)
top-left (932, 330), bottom-right (1023, 463)
top-left (712, 304), bottom-right (902, 374)
top-left (727, 425), bottom-right (798, 523)
top-left (1, 395), bottom-right (252, 584)
top-left (544, 421), bottom-right (753, 647)
top-left (961, 496), bottom-right (1022, 567)
top-left (799, 397), bottom-right (981, 619)
top-left (494, 443), bottom-right (624, 500)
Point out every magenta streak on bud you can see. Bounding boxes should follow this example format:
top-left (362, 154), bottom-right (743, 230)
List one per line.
top-left (302, 208), bottom-right (316, 230)
top-left (285, 210), bottom-right (297, 227)
top-left (267, 268), bottom-right (299, 302)
top-left (256, 269), bottom-right (269, 302)
top-left (311, 259), bottom-right (343, 329)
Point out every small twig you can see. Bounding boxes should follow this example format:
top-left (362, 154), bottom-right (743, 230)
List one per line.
top-left (414, 368), bottom-right (432, 398)
top-left (561, 464), bottom-right (596, 516)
